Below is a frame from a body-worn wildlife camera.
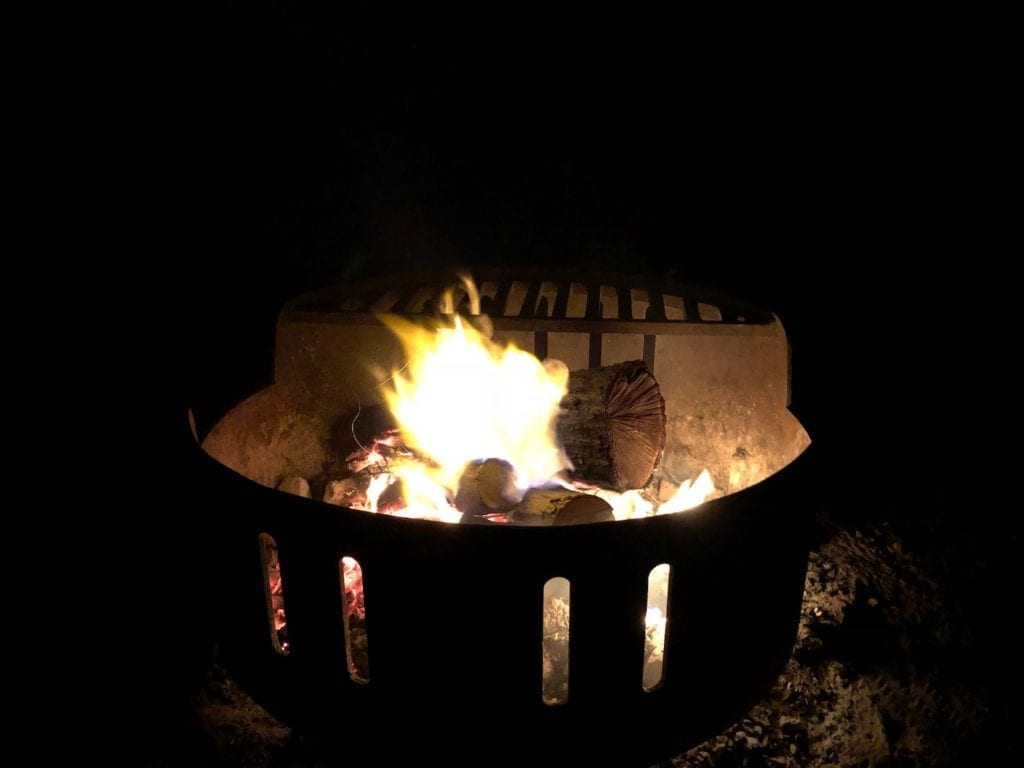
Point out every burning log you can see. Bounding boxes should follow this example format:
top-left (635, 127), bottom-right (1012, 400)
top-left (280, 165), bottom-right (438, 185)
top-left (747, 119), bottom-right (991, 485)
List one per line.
top-left (455, 458), bottom-right (519, 518)
top-left (508, 488), bottom-right (614, 526)
top-left (558, 360), bottom-right (666, 491)
top-left (318, 361), bottom-right (667, 520)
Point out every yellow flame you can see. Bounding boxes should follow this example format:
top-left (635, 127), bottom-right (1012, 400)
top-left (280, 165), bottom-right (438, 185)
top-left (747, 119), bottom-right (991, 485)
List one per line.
top-left (589, 470), bottom-right (715, 520)
top-left (365, 472), bottom-right (392, 514)
top-left (388, 460), bottom-right (463, 523)
top-left (593, 488), bottom-right (654, 521)
top-left (380, 312), bottom-right (571, 499)
top-left (657, 469), bottom-right (715, 515)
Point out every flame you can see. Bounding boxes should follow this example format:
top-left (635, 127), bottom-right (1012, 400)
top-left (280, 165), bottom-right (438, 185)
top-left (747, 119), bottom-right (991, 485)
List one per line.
top-left (379, 308), bottom-right (571, 502)
top-left (657, 469), bottom-right (715, 515)
top-left (341, 556), bottom-right (364, 619)
top-left (586, 470), bottom-right (715, 521)
top-left (358, 465), bottom-right (462, 523)
top-left (593, 488), bottom-right (654, 521)
top-left (387, 460), bottom-right (463, 523)
top-left (365, 472), bottom-right (392, 514)
top-left (340, 556), bottom-right (370, 681)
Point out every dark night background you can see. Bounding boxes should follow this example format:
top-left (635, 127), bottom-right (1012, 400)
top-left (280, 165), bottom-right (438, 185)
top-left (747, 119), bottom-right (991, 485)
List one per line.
top-left (12, 2), bottom-right (1016, 763)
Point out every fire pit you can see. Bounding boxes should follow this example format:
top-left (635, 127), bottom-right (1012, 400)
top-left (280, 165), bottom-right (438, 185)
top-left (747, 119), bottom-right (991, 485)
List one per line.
top-left (191, 269), bottom-right (812, 766)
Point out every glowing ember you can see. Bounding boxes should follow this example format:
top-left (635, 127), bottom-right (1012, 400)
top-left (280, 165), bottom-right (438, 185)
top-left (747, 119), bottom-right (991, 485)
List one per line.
top-left (365, 472), bottom-right (392, 514)
top-left (386, 460), bottom-right (463, 523)
top-left (643, 563), bottom-right (671, 690)
top-left (341, 556), bottom-right (365, 621)
top-left (592, 488), bottom-right (655, 521)
top-left (340, 556), bottom-right (369, 682)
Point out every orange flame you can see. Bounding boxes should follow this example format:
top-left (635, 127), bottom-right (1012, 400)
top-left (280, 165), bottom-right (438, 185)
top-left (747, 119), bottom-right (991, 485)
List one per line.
top-left (657, 469), bottom-right (715, 515)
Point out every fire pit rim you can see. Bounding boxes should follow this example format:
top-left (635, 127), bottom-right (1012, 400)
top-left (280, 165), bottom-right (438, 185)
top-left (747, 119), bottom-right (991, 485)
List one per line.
top-left (194, 427), bottom-right (812, 532)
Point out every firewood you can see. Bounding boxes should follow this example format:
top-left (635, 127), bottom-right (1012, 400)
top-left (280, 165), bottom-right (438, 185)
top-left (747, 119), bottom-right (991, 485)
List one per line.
top-left (455, 458), bottom-right (520, 517)
top-left (508, 488), bottom-right (614, 526)
top-left (557, 360), bottom-right (666, 491)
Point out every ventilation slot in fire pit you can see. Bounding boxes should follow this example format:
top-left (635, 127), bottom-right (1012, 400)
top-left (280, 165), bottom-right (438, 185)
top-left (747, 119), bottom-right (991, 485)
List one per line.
top-left (340, 556), bottom-right (369, 683)
top-left (258, 533), bottom-right (289, 655)
top-left (643, 563), bottom-right (672, 692)
top-left (542, 576), bottom-right (571, 706)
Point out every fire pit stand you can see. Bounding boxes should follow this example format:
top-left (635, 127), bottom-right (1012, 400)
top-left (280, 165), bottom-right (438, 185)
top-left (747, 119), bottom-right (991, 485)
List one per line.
top-left (191, 270), bottom-right (813, 767)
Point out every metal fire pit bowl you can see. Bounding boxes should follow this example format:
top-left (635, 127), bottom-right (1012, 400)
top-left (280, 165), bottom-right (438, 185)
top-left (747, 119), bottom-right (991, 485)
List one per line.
top-left (192, 269), bottom-right (813, 767)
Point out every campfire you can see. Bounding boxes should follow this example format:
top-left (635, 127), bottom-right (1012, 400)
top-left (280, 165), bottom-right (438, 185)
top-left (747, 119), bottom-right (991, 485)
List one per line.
top-left (265, 275), bottom-right (718, 695)
top-left (196, 269), bottom-right (812, 766)
top-left (316, 276), bottom-right (715, 526)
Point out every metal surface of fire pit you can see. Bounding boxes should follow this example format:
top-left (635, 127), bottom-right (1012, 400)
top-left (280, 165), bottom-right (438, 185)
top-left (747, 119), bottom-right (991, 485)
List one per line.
top-left (192, 270), bottom-right (813, 767)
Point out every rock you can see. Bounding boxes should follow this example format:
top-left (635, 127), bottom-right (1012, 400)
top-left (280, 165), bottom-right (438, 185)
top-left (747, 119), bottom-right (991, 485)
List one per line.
top-left (276, 476), bottom-right (310, 498)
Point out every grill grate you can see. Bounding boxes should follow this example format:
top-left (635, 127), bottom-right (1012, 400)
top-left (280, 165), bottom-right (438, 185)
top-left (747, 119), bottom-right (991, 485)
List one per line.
top-left (283, 269), bottom-right (773, 327)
